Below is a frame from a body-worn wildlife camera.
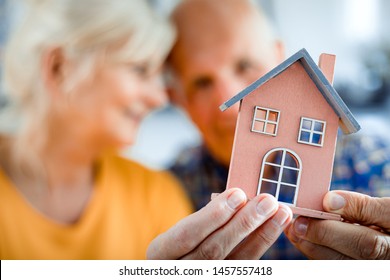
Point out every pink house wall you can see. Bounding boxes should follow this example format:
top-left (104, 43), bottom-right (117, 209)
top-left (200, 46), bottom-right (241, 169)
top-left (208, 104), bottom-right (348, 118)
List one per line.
top-left (226, 61), bottom-right (339, 211)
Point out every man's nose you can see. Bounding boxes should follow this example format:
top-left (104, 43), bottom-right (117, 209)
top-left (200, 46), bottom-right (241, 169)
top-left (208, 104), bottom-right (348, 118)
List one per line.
top-left (211, 78), bottom-right (245, 118)
top-left (213, 78), bottom-right (246, 106)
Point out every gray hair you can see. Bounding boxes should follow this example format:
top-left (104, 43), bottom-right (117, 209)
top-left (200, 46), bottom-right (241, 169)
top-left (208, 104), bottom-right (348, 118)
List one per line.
top-left (0, 0), bottom-right (175, 134)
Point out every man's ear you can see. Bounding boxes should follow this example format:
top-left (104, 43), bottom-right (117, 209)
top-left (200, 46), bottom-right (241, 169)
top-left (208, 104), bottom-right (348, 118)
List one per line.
top-left (41, 47), bottom-right (68, 97)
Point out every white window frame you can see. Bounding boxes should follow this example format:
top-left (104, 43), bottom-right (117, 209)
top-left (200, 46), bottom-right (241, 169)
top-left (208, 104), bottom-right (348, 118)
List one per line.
top-left (251, 106), bottom-right (280, 136)
top-left (257, 148), bottom-right (302, 206)
top-left (297, 117), bottom-right (326, 147)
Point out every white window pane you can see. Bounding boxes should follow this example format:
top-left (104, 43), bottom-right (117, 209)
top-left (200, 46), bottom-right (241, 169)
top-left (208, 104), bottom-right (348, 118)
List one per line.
top-left (255, 108), bottom-right (266, 119)
top-left (266, 150), bottom-right (283, 165)
top-left (302, 119), bottom-right (312, 130)
top-left (281, 168), bottom-right (298, 184)
top-left (314, 121), bottom-right (324, 132)
top-left (300, 131), bottom-right (310, 142)
top-left (263, 164), bottom-right (280, 180)
top-left (278, 185), bottom-right (296, 204)
top-left (260, 181), bottom-right (277, 196)
top-left (284, 153), bottom-right (298, 168)
top-left (266, 123), bottom-right (277, 135)
top-left (253, 121), bottom-right (265, 132)
top-left (312, 133), bottom-right (322, 144)
top-left (268, 111), bottom-right (278, 121)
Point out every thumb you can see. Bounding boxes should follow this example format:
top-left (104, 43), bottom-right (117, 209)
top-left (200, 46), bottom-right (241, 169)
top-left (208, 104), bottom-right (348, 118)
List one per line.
top-left (323, 190), bottom-right (390, 231)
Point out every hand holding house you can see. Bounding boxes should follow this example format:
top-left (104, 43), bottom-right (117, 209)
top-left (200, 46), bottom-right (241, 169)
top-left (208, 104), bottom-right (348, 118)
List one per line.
top-left (220, 49), bottom-right (361, 220)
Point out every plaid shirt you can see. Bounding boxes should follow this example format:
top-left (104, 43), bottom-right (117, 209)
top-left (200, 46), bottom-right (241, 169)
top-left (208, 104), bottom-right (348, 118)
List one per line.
top-left (170, 133), bottom-right (390, 259)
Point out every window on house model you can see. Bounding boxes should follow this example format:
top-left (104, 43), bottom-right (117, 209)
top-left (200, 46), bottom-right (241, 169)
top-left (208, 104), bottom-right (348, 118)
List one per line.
top-left (298, 117), bottom-right (326, 147)
top-left (251, 106), bottom-right (280, 136)
top-left (257, 148), bottom-right (302, 205)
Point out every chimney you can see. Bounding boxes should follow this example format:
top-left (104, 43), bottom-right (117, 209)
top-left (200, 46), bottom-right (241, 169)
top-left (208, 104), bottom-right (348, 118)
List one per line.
top-left (318, 53), bottom-right (336, 85)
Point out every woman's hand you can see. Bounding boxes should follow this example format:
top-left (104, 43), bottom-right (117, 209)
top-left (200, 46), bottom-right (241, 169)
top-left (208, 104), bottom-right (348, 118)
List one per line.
top-left (285, 190), bottom-right (390, 259)
top-left (147, 188), bottom-right (292, 259)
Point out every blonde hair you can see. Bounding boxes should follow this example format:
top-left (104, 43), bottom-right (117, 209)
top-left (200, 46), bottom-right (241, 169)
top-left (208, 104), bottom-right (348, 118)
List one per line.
top-left (0, 0), bottom-right (175, 180)
top-left (1, 0), bottom-right (175, 134)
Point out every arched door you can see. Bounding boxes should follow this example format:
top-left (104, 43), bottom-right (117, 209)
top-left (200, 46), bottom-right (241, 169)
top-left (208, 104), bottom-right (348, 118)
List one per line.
top-left (257, 148), bottom-right (302, 205)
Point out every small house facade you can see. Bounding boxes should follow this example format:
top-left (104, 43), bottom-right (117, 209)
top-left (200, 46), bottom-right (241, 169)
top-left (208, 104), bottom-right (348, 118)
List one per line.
top-left (220, 49), bottom-right (360, 217)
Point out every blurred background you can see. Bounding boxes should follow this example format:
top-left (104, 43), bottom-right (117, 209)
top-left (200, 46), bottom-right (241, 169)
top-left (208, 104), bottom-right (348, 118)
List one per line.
top-left (1, 0), bottom-right (390, 169)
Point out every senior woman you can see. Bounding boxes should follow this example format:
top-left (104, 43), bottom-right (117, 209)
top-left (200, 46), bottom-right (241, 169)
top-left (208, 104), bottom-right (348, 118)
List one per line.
top-left (0, 0), bottom-right (291, 259)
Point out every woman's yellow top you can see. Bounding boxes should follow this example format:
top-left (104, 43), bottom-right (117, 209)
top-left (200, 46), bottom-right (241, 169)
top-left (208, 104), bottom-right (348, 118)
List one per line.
top-left (0, 154), bottom-right (193, 259)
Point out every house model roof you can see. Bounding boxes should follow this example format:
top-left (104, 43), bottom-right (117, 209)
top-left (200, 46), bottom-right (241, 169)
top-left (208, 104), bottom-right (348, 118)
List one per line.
top-left (220, 48), bottom-right (361, 134)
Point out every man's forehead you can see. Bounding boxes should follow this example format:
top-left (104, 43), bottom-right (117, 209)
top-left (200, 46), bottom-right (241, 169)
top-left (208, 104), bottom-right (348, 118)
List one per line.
top-left (174, 27), bottom-right (268, 64)
top-left (172, 40), bottom-right (237, 74)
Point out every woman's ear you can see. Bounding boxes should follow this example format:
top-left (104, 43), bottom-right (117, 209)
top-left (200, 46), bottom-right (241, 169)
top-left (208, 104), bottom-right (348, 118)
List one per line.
top-left (41, 47), bottom-right (68, 97)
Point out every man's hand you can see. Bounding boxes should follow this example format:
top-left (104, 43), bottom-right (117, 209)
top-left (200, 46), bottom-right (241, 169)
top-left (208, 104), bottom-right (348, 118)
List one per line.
top-left (147, 188), bottom-right (292, 259)
top-left (285, 190), bottom-right (390, 259)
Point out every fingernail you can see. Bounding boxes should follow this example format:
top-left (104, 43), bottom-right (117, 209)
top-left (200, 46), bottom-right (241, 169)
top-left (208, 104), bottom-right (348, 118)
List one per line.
top-left (328, 192), bottom-right (346, 210)
top-left (287, 224), bottom-right (300, 243)
top-left (256, 196), bottom-right (277, 216)
top-left (294, 217), bottom-right (308, 237)
top-left (272, 207), bottom-right (292, 226)
top-left (227, 189), bottom-right (247, 209)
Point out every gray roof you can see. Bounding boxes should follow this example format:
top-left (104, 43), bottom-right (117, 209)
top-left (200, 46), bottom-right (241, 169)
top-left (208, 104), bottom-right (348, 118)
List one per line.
top-left (220, 48), bottom-right (360, 134)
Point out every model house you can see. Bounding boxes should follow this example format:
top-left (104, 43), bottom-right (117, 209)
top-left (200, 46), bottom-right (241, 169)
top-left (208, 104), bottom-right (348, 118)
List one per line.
top-left (220, 48), bottom-right (360, 220)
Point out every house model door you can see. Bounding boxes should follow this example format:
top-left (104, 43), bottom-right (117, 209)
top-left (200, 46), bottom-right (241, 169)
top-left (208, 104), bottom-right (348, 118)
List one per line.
top-left (257, 148), bottom-right (302, 205)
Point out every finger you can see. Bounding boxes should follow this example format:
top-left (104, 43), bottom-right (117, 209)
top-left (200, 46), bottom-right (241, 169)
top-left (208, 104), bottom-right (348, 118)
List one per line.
top-left (287, 216), bottom-right (390, 259)
top-left (227, 203), bottom-right (292, 259)
top-left (285, 224), bottom-right (352, 260)
top-left (182, 193), bottom-right (279, 259)
top-left (147, 188), bottom-right (247, 259)
top-left (323, 191), bottom-right (390, 231)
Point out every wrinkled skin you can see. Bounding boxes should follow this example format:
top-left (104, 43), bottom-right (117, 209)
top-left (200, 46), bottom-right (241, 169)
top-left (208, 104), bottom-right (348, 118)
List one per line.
top-left (148, 188), bottom-right (292, 259)
top-left (285, 190), bottom-right (390, 259)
